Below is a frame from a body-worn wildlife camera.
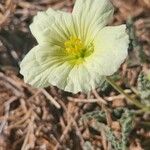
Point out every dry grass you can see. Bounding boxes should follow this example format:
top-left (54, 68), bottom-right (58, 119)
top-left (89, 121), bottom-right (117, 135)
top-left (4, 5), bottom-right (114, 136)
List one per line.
top-left (0, 0), bottom-right (150, 150)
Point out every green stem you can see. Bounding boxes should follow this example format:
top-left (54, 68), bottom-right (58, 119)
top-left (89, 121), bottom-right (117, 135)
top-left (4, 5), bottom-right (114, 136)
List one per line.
top-left (105, 76), bottom-right (150, 112)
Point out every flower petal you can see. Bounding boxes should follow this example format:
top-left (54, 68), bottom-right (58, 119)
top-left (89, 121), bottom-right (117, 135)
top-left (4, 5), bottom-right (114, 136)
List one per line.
top-left (86, 25), bottom-right (129, 76)
top-left (30, 8), bottom-right (56, 43)
top-left (20, 43), bottom-right (104, 93)
top-left (20, 44), bottom-right (66, 87)
top-left (20, 45), bottom-right (52, 87)
top-left (20, 44), bottom-right (74, 89)
top-left (72, 0), bottom-right (114, 42)
top-left (30, 8), bottom-right (72, 45)
top-left (64, 64), bottom-right (104, 93)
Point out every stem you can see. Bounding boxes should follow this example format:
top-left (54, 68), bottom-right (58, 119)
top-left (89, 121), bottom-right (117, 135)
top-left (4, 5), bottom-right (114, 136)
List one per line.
top-left (105, 76), bottom-right (150, 112)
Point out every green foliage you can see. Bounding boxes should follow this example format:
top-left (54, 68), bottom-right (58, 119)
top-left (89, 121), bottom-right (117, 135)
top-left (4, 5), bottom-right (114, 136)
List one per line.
top-left (113, 107), bottom-right (125, 118)
top-left (99, 79), bottom-right (110, 92)
top-left (138, 73), bottom-right (150, 106)
top-left (126, 18), bottom-right (138, 49)
top-left (99, 74), bottom-right (121, 92)
top-left (80, 110), bottom-right (106, 122)
top-left (106, 128), bottom-right (122, 150)
top-left (120, 109), bottom-right (134, 150)
top-left (126, 18), bottom-right (150, 64)
top-left (81, 109), bottom-right (134, 150)
top-left (106, 109), bottom-right (134, 150)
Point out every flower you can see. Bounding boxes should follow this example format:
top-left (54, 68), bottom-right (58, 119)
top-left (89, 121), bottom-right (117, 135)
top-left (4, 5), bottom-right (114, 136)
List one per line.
top-left (20, 0), bottom-right (129, 93)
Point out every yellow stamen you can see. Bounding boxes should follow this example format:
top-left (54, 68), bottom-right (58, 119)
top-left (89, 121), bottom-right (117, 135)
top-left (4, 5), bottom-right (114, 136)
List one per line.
top-left (64, 37), bottom-right (84, 55)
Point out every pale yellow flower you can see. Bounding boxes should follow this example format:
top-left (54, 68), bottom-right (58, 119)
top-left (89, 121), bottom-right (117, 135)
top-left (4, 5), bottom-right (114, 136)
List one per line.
top-left (20, 0), bottom-right (129, 93)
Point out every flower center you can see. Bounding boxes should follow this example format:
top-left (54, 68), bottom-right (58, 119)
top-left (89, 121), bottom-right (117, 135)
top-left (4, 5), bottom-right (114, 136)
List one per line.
top-left (65, 37), bottom-right (84, 55)
top-left (64, 37), bottom-right (94, 60)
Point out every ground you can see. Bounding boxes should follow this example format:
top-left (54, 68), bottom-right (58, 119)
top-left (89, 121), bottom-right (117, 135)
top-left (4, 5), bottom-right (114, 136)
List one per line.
top-left (0, 0), bottom-right (150, 150)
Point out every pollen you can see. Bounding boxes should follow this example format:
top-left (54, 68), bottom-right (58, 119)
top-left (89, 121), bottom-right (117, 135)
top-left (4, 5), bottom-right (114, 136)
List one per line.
top-left (64, 37), bottom-right (84, 55)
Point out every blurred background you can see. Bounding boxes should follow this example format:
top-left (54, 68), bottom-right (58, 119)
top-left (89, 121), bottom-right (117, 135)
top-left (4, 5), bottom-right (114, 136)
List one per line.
top-left (0, 0), bottom-right (150, 150)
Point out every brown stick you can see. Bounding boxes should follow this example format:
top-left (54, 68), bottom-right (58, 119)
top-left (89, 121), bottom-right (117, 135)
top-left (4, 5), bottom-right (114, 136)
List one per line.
top-left (41, 89), bottom-right (61, 109)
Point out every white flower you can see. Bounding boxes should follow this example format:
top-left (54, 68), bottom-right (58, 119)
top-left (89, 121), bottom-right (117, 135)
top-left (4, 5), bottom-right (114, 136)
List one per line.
top-left (20, 0), bottom-right (129, 93)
